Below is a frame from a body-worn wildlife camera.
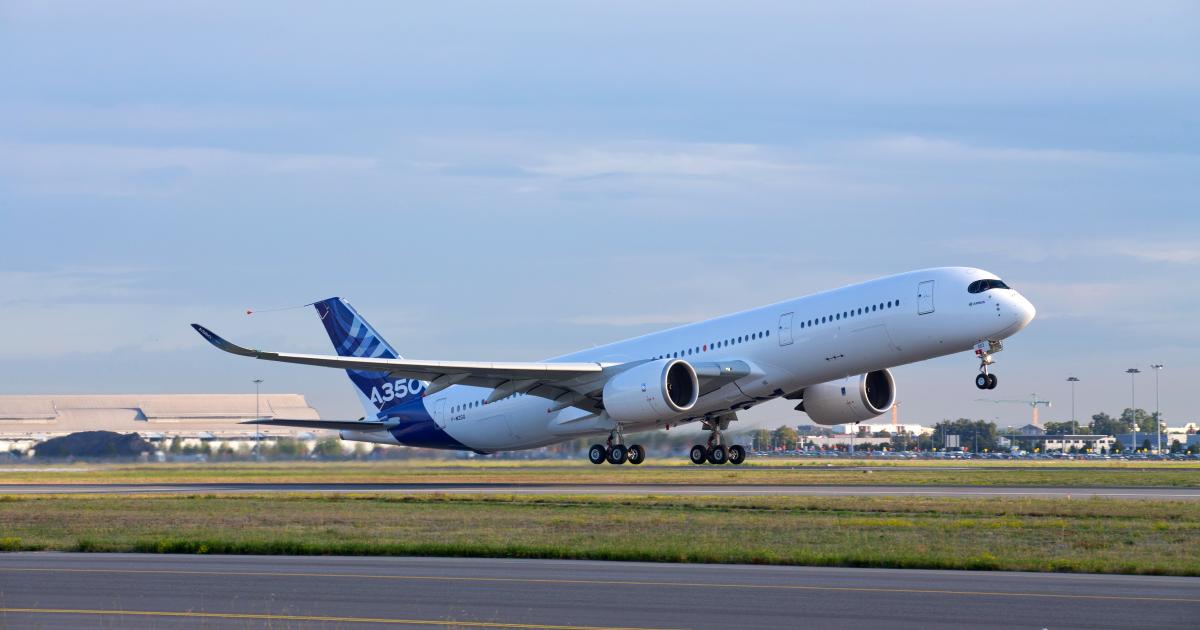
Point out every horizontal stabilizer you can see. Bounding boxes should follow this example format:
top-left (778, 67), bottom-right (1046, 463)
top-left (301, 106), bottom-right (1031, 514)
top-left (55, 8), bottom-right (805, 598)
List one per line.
top-left (240, 418), bottom-right (394, 432)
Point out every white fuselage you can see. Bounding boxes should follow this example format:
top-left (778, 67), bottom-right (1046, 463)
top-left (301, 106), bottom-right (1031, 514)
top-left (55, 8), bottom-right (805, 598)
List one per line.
top-left (416, 267), bottom-right (1035, 452)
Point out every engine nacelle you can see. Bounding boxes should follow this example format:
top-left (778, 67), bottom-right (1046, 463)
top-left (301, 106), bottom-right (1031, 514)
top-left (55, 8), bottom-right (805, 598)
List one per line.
top-left (799, 370), bottom-right (896, 426)
top-left (602, 359), bottom-right (699, 424)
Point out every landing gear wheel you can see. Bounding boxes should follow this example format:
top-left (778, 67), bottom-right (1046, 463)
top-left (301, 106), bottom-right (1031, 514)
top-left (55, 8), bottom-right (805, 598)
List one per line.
top-left (627, 444), bottom-right (645, 465)
top-left (986, 374), bottom-right (998, 389)
top-left (588, 444), bottom-right (607, 465)
top-left (607, 444), bottom-right (628, 465)
top-left (689, 445), bottom-right (708, 465)
top-left (975, 374), bottom-right (989, 390)
top-left (727, 445), bottom-right (746, 465)
top-left (707, 444), bottom-right (728, 465)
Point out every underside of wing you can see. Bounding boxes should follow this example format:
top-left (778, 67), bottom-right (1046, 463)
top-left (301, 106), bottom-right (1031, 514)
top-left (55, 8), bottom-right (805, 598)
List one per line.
top-left (240, 418), bottom-right (394, 432)
top-left (193, 324), bottom-right (610, 408)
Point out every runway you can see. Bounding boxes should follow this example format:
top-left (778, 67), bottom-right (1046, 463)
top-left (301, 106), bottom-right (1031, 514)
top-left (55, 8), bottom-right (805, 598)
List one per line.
top-left (0, 553), bottom-right (1195, 629)
top-left (2, 482), bottom-right (1199, 499)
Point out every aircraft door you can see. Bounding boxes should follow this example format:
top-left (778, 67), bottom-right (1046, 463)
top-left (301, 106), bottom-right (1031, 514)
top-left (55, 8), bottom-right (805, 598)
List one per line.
top-left (778, 312), bottom-right (794, 346)
top-left (917, 280), bottom-right (935, 315)
top-left (433, 398), bottom-right (447, 428)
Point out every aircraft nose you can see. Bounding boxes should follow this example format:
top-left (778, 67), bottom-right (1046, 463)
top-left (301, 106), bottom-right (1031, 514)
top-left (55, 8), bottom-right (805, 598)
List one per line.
top-left (1012, 293), bottom-right (1036, 329)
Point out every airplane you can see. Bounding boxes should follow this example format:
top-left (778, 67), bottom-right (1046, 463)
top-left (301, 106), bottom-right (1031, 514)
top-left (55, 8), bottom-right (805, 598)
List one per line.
top-left (192, 266), bottom-right (1035, 465)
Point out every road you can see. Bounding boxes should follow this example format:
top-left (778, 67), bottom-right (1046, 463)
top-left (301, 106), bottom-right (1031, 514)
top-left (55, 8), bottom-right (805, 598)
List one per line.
top-left (0, 553), bottom-right (1195, 629)
top-left (1, 482), bottom-right (1199, 499)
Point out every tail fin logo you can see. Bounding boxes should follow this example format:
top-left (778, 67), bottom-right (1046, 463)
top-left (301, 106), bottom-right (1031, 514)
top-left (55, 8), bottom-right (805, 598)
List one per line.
top-left (370, 379), bottom-right (424, 405)
top-left (313, 297), bottom-right (423, 414)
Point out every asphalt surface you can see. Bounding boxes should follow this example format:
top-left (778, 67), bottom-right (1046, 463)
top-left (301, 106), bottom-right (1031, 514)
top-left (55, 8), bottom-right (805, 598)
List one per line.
top-left (0, 553), bottom-right (1196, 629)
top-left (2, 482), bottom-right (1199, 499)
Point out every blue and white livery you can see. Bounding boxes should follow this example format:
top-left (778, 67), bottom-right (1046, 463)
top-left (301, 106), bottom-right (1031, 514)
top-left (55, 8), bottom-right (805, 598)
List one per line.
top-left (192, 266), bottom-right (1036, 465)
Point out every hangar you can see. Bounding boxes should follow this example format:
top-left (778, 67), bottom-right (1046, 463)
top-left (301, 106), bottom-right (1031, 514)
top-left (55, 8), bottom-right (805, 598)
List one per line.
top-left (0, 394), bottom-right (323, 456)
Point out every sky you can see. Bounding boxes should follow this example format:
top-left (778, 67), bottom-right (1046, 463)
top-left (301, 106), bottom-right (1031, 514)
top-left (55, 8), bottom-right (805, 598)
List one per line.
top-left (1, 1), bottom-right (1197, 433)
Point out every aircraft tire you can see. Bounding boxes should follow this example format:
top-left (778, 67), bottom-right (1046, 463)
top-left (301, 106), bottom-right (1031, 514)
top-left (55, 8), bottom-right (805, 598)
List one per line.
top-left (689, 445), bottom-right (707, 465)
top-left (627, 444), bottom-right (645, 465)
top-left (707, 444), bottom-right (728, 465)
top-left (608, 444), bottom-right (628, 465)
top-left (727, 444), bottom-right (746, 465)
top-left (588, 444), bottom-right (607, 465)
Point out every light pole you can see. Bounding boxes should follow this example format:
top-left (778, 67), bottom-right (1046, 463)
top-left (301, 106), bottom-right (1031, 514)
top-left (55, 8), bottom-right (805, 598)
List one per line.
top-left (1066, 377), bottom-right (1080, 449)
top-left (253, 378), bottom-right (263, 460)
top-left (1126, 368), bottom-right (1140, 452)
top-left (1151, 364), bottom-right (1163, 454)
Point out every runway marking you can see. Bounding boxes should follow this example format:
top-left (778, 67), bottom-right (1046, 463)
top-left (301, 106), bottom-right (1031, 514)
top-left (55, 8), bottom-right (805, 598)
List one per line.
top-left (0, 607), bottom-right (676, 629)
top-left (3, 567), bottom-right (1197, 604)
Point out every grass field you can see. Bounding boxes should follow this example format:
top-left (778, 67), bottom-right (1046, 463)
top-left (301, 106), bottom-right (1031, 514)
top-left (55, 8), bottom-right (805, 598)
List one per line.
top-left (2, 459), bottom-right (1199, 486)
top-left (1, 493), bottom-right (1197, 576)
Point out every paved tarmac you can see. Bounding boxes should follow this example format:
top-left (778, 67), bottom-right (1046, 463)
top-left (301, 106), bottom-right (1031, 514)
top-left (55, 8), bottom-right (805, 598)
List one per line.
top-left (2, 482), bottom-right (1199, 499)
top-left (0, 553), bottom-right (1196, 629)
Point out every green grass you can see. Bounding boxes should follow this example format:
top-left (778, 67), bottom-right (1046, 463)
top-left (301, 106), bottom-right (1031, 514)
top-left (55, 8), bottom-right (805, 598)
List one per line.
top-left (1, 493), bottom-right (1198, 576)
top-left (2, 459), bottom-right (1198, 487)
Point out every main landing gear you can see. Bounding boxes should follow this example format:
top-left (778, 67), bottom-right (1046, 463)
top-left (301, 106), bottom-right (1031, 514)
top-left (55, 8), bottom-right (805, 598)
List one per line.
top-left (588, 428), bottom-right (645, 465)
top-left (974, 339), bottom-right (1003, 390)
top-left (689, 421), bottom-right (746, 465)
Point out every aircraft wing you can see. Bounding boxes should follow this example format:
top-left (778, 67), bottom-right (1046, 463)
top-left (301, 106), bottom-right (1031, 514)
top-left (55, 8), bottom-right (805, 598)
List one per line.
top-left (192, 324), bottom-right (609, 403)
top-left (241, 418), bottom-right (396, 432)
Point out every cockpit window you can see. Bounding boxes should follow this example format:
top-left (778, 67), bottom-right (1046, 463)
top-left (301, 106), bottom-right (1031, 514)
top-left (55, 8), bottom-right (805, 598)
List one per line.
top-left (968, 279), bottom-right (1011, 293)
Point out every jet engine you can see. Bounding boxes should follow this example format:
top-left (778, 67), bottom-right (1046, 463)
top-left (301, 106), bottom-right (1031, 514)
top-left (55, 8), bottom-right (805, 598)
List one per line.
top-left (602, 358), bottom-right (698, 423)
top-left (797, 370), bottom-right (896, 426)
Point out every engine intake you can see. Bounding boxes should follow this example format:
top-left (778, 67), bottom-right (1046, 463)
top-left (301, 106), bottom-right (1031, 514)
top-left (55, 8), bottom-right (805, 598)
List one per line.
top-left (798, 369), bottom-right (896, 426)
top-left (602, 359), bottom-right (698, 424)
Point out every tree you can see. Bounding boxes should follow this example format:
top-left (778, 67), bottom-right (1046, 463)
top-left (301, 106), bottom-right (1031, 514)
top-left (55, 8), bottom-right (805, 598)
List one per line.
top-left (1121, 408), bottom-right (1159, 434)
top-left (1090, 412), bottom-right (1130, 437)
top-left (1043, 421), bottom-right (1073, 435)
top-left (772, 425), bottom-right (799, 450)
top-left (932, 419), bottom-right (1000, 452)
top-left (311, 437), bottom-right (344, 459)
top-left (1170, 439), bottom-right (1183, 454)
top-left (751, 429), bottom-right (773, 451)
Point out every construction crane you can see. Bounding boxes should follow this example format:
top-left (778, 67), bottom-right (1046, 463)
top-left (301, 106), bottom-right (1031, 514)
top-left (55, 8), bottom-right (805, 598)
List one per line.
top-left (976, 393), bottom-right (1052, 426)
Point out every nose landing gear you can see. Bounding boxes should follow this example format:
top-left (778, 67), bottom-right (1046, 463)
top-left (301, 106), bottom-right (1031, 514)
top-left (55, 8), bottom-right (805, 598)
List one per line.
top-left (974, 340), bottom-right (1003, 390)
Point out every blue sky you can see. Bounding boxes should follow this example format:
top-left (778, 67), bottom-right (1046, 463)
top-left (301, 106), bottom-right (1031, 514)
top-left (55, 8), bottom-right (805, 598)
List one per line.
top-left (1, 2), bottom-right (1197, 431)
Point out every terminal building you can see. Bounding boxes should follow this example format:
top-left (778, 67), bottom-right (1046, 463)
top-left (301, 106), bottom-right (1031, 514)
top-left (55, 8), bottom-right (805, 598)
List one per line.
top-left (0, 394), bottom-right (324, 456)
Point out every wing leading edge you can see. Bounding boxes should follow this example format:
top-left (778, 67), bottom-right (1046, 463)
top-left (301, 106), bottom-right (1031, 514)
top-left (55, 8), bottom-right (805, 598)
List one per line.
top-left (191, 323), bottom-right (608, 401)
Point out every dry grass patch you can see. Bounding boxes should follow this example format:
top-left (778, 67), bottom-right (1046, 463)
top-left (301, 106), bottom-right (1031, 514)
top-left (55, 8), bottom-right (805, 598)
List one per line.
top-left (0, 493), bottom-right (1196, 576)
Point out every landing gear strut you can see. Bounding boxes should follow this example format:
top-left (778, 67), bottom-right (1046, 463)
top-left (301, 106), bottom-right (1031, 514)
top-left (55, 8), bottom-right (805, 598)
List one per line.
top-left (974, 340), bottom-right (1002, 390)
top-left (589, 427), bottom-right (645, 465)
top-left (689, 419), bottom-right (746, 465)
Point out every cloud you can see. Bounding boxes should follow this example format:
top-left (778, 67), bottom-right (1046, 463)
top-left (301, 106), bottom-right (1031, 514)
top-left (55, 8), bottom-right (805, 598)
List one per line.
top-left (846, 135), bottom-right (1125, 165)
top-left (524, 143), bottom-right (808, 180)
top-left (1115, 245), bottom-right (1200, 264)
top-left (0, 267), bottom-right (152, 306)
top-left (0, 142), bottom-right (376, 196)
top-left (564, 312), bottom-right (716, 327)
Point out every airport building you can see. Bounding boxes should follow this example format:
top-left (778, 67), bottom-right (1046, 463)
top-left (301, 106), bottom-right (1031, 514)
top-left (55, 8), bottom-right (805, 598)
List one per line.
top-left (0, 394), bottom-right (324, 456)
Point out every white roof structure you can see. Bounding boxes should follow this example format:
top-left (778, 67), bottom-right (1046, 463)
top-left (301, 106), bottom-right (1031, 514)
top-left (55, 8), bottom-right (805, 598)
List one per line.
top-left (0, 394), bottom-right (320, 439)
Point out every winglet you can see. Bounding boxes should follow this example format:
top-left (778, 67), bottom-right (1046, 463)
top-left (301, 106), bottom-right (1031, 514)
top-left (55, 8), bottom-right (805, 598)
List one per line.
top-left (191, 323), bottom-right (259, 357)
